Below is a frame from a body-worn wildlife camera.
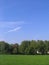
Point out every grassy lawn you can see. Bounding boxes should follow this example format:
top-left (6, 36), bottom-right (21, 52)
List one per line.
top-left (0, 55), bottom-right (49, 65)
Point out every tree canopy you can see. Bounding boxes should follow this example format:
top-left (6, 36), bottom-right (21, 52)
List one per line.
top-left (0, 40), bottom-right (49, 55)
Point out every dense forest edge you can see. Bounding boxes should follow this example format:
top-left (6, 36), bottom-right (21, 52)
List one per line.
top-left (0, 40), bottom-right (49, 55)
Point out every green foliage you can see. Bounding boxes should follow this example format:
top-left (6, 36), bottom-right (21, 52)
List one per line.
top-left (0, 40), bottom-right (49, 55)
top-left (37, 40), bottom-right (47, 54)
top-left (19, 41), bottom-right (30, 54)
top-left (0, 41), bottom-right (10, 54)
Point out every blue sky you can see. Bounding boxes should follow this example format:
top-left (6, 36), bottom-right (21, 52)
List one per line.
top-left (0, 0), bottom-right (49, 44)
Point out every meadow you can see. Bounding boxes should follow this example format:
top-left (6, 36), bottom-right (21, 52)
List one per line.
top-left (0, 55), bottom-right (49, 65)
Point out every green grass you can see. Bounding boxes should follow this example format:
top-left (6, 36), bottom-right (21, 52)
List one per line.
top-left (0, 55), bottom-right (49, 65)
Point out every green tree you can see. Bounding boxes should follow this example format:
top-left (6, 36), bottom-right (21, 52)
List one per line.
top-left (38, 40), bottom-right (47, 55)
top-left (11, 43), bottom-right (19, 54)
top-left (28, 40), bottom-right (37, 55)
top-left (0, 41), bottom-right (10, 54)
top-left (19, 41), bottom-right (30, 54)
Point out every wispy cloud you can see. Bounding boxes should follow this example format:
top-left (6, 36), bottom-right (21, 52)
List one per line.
top-left (0, 21), bottom-right (32, 28)
top-left (7, 27), bottom-right (21, 33)
top-left (0, 21), bottom-right (24, 28)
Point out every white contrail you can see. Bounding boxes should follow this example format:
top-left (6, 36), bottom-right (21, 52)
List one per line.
top-left (7, 27), bottom-right (21, 32)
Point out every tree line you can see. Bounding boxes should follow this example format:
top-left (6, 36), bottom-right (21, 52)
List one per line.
top-left (0, 40), bottom-right (49, 55)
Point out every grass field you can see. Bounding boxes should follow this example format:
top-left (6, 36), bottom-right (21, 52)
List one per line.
top-left (0, 55), bottom-right (49, 65)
